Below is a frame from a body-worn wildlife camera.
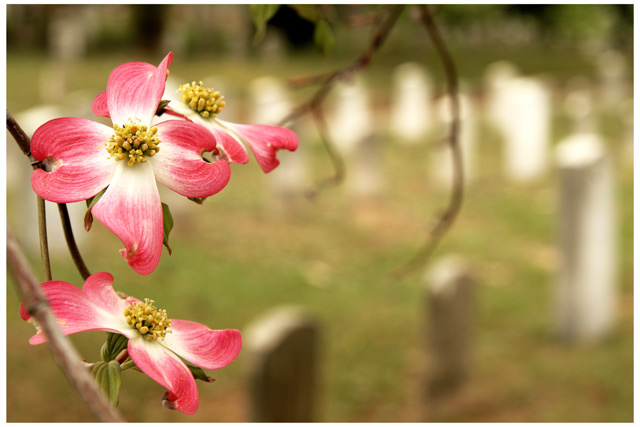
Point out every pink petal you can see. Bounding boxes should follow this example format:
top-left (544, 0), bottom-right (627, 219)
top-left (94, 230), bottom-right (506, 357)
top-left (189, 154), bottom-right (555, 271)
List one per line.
top-left (150, 120), bottom-right (231, 198)
top-left (30, 118), bottom-right (116, 203)
top-left (194, 117), bottom-right (250, 165)
top-left (91, 162), bottom-right (163, 275)
top-left (91, 90), bottom-right (110, 117)
top-left (218, 120), bottom-right (299, 173)
top-left (107, 52), bottom-right (173, 126)
top-left (128, 337), bottom-right (199, 415)
top-left (162, 320), bottom-right (242, 370)
top-left (22, 274), bottom-right (134, 345)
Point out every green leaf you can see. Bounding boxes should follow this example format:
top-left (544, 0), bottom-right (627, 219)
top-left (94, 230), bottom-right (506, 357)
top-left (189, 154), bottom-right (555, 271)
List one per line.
top-left (92, 361), bottom-right (123, 407)
top-left (162, 202), bottom-right (174, 255)
top-left (101, 332), bottom-right (129, 363)
top-left (250, 4), bottom-right (281, 44)
top-left (84, 187), bottom-right (107, 232)
top-left (314, 19), bottom-right (335, 56)
top-left (185, 361), bottom-right (215, 383)
top-left (290, 4), bottom-right (319, 22)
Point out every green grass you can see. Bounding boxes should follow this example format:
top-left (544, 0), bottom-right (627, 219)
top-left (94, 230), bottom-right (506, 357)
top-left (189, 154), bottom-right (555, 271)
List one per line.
top-left (6, 43), bottom-right (633, 422)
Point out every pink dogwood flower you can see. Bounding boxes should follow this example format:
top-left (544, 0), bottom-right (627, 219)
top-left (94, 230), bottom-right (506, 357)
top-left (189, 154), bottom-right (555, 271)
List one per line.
top-left (163, 80), bottom-right (299, 173)
top-left (20, 272), bottom-right (242, 415)
top-left (31, 52), bottom-right (231, 275)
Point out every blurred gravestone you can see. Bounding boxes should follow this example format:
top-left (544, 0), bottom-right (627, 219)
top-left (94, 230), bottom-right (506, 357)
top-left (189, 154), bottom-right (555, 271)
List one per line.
top-left (431, 92), bottom-right (476, 189)
top-left (245, 306), bottom-right (319, 422)
top-left (563, 76), bottom-right (596, 134)
top-left (483, 60), bottom-right (518, 137)
top-left (554, 133), bottom-right (617, 342)
top-left (347, 132), bottom-right (385, 198)
top-left (423, 256), bottom-right (475, 400)
top-left (594, 50), bottom-right (628, 111)
top-left (499, 77), bottom-right (552, 183)
top-left (328, 77), bottom-right (373, 156)
top-left (391, 62), bottom-right (432, 145)
top-left (249, 76), bottom-right (308, 213)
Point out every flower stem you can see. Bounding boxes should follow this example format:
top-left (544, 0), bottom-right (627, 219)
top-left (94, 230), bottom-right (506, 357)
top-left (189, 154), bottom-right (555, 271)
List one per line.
top-left (7, 226), bottom-right (125, 422)
top-left (37, 195), bottom-right (52, 281)
top-left (58, 203), bottom-right (91, 280)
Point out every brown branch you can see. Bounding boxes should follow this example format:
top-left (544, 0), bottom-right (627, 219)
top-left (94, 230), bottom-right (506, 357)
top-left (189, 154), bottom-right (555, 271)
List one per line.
top-left (392, 5), bottom-right (464, 278)
top-left (280, 5), bottom-right (404, 196)
top-left (58, 203), bottom-right (91, 280)
top-left (7, 226), bottom-right (125, 422)
top-left (7, 110), bottom-right (91, 280)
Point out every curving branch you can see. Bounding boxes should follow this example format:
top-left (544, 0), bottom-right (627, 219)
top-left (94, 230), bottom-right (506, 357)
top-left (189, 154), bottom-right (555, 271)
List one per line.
top-left (392, 5), bottom-right (464, 278)
top-left (7, 226), bottom-right (125, 422)
top-left (6, 110), bottom-right (91, 280)
top-left (280, 5), bottom-right (405, 197)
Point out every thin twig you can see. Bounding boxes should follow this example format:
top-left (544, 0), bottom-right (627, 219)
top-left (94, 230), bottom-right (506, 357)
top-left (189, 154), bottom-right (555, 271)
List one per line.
top-left (7, 109), bottom-right (91, 280)
top-left (58, 203), bottom-right (91, 280)
top-left (280, 5), bottom-right (405, 196)
top-left (7, 226), bottom-right (125, 422)
top-left (392, 5), bottom-right (464, 278)
top-left (37, 195), bottom-right (52, 281)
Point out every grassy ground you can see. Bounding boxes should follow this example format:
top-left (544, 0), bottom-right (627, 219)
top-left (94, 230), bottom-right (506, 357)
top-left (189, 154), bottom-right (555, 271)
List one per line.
top-left (5, 42), bottom-right (633, 422)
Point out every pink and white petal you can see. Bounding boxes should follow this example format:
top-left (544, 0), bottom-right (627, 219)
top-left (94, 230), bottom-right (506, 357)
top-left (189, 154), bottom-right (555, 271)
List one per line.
top-left (22, 279), bottom-right (134, 345)
top-left (128, 337), bottom-right (199, 415)
top-left (217, 120), bottom-right (299, 173)
top-left (150, 121), bottom-right (231, 198)
top-left (30, 118), bottom-right (116, 203)
top-left (82, 272), bottom-right (132, 315)
top-left (202, 119), bottom-right (250, 165)
top-left (91, 162), bottom-right (163, 275)
top-left (107, 52), bottom-right (173, 127)
top-left (161, 320), bottom-right (242, 370)
top-left (91, 90), bottom-right (110, 118)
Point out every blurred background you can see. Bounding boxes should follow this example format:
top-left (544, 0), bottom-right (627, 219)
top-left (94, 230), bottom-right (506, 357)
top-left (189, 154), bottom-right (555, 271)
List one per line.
top-left (5, 4), bottom-right (633, 422)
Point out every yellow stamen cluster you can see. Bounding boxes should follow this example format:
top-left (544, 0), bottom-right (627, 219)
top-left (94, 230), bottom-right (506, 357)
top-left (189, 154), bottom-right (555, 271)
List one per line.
top-left (105, 120), bottom-right (161, 166)
top-left (124, 298), bottom-right (172, 341)
top-left (178, 81), bottom-right (226, 118)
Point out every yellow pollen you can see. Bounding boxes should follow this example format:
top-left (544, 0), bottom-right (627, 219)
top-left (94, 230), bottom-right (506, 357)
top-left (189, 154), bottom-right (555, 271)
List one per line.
top-left (124, 298), bottom-right (172, 341)
top-left (178, 81), bottom-right (226, 119)
top-left (105, 119), bottom-right (161, 166)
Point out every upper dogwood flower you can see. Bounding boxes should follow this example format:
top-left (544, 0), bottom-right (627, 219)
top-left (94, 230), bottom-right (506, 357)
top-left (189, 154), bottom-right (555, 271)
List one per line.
top-left (30, 52), bottom-right (231, 275)
top-left (164, 80), bottom-right (299, 173)
top-left (20, 272), bottom-right (242, 415)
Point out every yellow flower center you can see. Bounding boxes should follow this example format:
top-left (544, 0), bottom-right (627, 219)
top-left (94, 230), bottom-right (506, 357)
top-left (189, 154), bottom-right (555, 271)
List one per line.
top-left (124, 298), bottom-right (172, 341)
top-left (178, 81), bottom-right (226, 118)
top-left (105, 120), bottom-right (161, 166)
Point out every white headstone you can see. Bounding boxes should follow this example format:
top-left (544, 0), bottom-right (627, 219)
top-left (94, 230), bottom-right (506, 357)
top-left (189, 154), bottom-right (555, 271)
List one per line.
top-left (500, 77), bottom-right (552, 182)
top-left (483, 60), bottom-right (518, 133)
top-left (346, 132), bottom-right (385, 198)
top-left (391, 62), bottom-right (432, 144)
top-left (431, 92), bottom-right (476, 189)
top-left (554, 133), bottom-right (617, 342)
top-left (327, 77), bottom-right (373, 156)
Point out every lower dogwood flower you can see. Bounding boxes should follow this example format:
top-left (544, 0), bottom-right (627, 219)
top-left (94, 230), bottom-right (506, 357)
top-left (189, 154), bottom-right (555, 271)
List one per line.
top-left (20, 272), bottom-right (242, 415)
top-left (31, 52), bottom-right (231, 275)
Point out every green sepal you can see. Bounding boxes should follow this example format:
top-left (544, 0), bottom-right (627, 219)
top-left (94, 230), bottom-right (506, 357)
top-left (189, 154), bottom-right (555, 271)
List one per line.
top-left (188, 197), bottom-right (207, 205)
top-left (250, 4), bottom-right (280, 44)
top-left (84, 187), bottom-right (107, 232)
top-left (162, 202), bottom-right (174, 255)
top-left (101, 332), bottom-right (129, 363)
top-left (314, 19), bottom-right (335, 56)
top-left (185, 361), bottom-right (215, 383)
top-left (91, 360), bottom-right (123, 407)
top-left (156, 99), bottom-right (171, 116)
